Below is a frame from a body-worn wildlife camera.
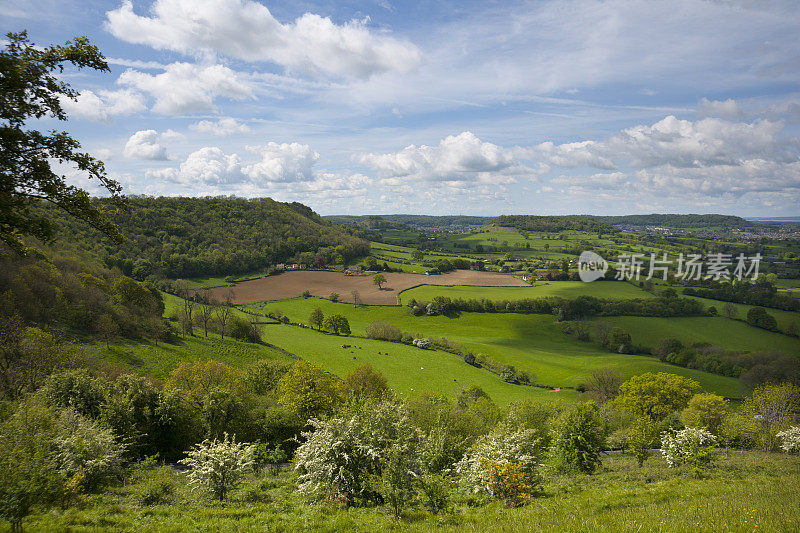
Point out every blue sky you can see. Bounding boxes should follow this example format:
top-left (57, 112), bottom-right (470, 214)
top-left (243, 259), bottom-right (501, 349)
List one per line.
top-left (3, 0), bottom-right (800, 216)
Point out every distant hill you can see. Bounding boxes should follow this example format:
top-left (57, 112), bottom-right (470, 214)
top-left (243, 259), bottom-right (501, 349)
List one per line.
top-left (494, 215), bottom-right (615, 233)
top-left (325, 214), bottom-right (492, 231)
top-left (43, 197), bottom-right (369, 279)
top-left (593, 214), bottom-right (760, 229)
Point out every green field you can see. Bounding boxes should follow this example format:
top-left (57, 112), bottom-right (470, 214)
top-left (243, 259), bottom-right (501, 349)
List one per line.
top-left (252, 297), bottom-right (744, 398)
top-left (93, 335), bottom-right (293, 380)
top-left (682, 294), bottom-right (800, 333)
top-left (593, 316), bottom-right (800, 355)
top-left (399, 280), bottom-right (653, 304)
top-left (22, 451), bottom-right (800, 532)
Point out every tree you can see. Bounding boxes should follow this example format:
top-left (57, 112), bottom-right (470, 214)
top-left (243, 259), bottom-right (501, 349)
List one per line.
top-left (682, 393), bottom-right (728, 434)
top-left (197, 301), bottom-right (214, 338)
top-left (351, 290), bottom-right (362, 307)
top-left (179, 433), bottom-right (253, 501)
top-left (277, 361), bottom-right (342, 420)
top-left (613, 372), bottom-right (701, 420)
top-left (343, 364), bottom-right (391, 402)
top-left (723, 302), bottom-right (737, 319)
top-left (309, 307), bottom-right (324, 330)
top-left (95, 313), bottom-right (118, 349)
top-left (549, 401), bottom-right (605, 474)
top-left (627, 416), bottom-right (658, 467)
top-left (585, 367), bottom-right (623, 404)
top-left (411, 249), bottom-right (424, 262)
top-left (322, 314), bottom-right (351, 335)
top-left (0, 31), bottom-right (124, 253)
top-left (746, 307), bottom-right (778, 331)
top-left (373, 273), bottom-right (387, 290)
top-left (742, 382), bottom-right (800, 451)
top-left (215, 303), bottom-right (232, 341)
top-left (377, 444), bottom-right (415, 518)
top-left (661, 427), bottom-right (717, 477)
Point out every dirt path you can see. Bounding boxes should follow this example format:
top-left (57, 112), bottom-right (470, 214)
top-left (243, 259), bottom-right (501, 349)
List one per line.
top-left (207, 269), bottom-right (528, 305)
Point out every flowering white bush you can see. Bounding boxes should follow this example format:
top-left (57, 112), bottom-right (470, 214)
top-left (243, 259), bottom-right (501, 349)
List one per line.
top-left (294, 401), bottom-right (417, 503)
top-left (179, 433), bottom-right (253, 501)
top-left (661, 427), bottom-right (717, 475)
top-left (413, 338), bottom-right (431, 349)
top-left (50, 408), bottom-right (126, 491)
top-left (777, 426), bottom-right (800, 454)
top-left (455, 425), bottom-right (543, 497)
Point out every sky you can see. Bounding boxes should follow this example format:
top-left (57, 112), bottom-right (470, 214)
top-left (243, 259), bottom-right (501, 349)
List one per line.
top-left (3, 0), bottom-right (800, 216)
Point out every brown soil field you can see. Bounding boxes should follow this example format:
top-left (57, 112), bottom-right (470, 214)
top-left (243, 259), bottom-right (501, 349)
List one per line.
top-left (206, 269), bottom-right (528, 305)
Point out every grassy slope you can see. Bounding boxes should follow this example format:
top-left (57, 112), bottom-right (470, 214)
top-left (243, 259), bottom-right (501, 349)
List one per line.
top-left (593, 316), bottom-right (800, 355)
top-left (259, 323), bottom-right (563, 404)
top-left (681, 294), bottom-right (800, 333)
top-left (399, 280), bottom-right (654, 304)
top-left (23, 452), bottom-right (800, 532)
top-left (92, 335), bottom-right (294, 380)
top-left (252, 297), bottom-right (743, 398)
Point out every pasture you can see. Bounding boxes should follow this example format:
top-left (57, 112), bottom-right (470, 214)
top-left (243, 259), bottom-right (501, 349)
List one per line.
top-left (399, 280), bottom-right (653, 304)
top-left (210, 269), bottom-right (527, 305)
top-left (252, 298), bottom-right (744, 398)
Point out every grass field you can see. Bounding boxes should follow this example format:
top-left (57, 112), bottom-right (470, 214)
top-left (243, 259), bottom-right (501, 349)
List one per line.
top-left (251, 298), bottom-right (744, 398)
top-left (21, 451), bottom-right (800, 532)
top-left (92, 334), bottom-right (293, 380)
top-left (399, 280), bottom-right (654, 304)
top-left (259, 323), bottom-right (562, 403)
top-left (592, 316), bottom-right (800, 355)
top-left (681, 294), bottom-right (800, 333)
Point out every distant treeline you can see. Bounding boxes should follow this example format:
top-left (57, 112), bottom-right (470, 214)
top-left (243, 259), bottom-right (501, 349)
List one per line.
top-left (326, 214), bottom-right (492, 231)
top-left (495, 215), bottom-right (615, 233)
top-left (39, 197), bottom-right (370, 280)
top-left (407, 294), bottom-right (706, 319)
top-left (682, 279), bottom-right (800, 312)
top-left (593, 213), bottom-right (760, 229)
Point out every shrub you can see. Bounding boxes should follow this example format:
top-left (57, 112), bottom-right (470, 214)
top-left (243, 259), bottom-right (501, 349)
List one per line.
top-left (277, 361), bottom-right (343, 420)
top-left (613, 372), bottom-right (701, 420)
top-left (302, 290), bottom-right (311, 298)
top-left (500, 365), bottom-right (517, 384)
top-left (343, 364), bottom-right (391, 402)
top-left (294, 401), bottom-right (416, 504)
top-left (627, 416), bottom-right (658, 467)
top-left (329, 292), bottom-right (339, 302)
top-left (455, 425), bottom-right (543, 503)
top-left (42, 369), bottom-right (106, 419)
top-left (375, 444), bottom-right (416, 518)
top-left (179, 433), bottom-right (254, 501)
top-left (742, 382), bottom-right (800, 451)
top-left (412, 338), bottom-right (431, 349)
top-left (253, 442), bottom-right (287, 475)
top-left (777, 426), bottom-right (800, 454)
top-left (137, 473), bottom-right (176, 506)
top-left (661, 427), bottom-right (717, 477)
top-left (464, 352), bottom-right (477, 366)
top-left (229, 315), bottom-right (261, 343)
top-left (365, 321), bottom-right (403, 342)
top-left (417, 473), bottom-right (450, 514)
top-left (550, 401), bottom-right (605, 474)
top-left (401, 333), bottom-right (414, 344)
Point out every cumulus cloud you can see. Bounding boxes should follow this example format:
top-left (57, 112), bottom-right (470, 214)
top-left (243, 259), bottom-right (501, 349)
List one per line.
top-left (105, 0), bottom-right (420, 79)
top-left (177, 147), bottom-right (245, 185)
top-left (697, 98), bottom-right (743, 120)
top-left (123, 130), bottom-right (169, 160)
top-left (189, 117), bottom-right (251, 136)
top-left (243, 142), bottom-right (319, 183)
top-left (60, 89), bottom-right (146, 123)
top-left (117, 62), bottom-right (253, 114)
top-left (358, 131), bottom-right (539, 183)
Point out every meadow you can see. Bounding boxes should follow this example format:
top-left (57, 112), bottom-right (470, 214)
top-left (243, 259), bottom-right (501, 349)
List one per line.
top-left (398, 279), bottom-right (653, 304)
top-left (252, 297), bottom-right (744, 398)
top-left (20, 451), bottom-right (800, 532)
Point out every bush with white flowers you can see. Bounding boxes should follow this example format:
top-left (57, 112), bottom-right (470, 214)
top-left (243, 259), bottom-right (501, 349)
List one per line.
top-left (661, 427), bottom-right (717, 476)
top-left (777, 426), bottom-right (800, 454)
top-left (455, 425), bottom-right (543, 500)
top-left (179, 433), bottom-right (253, 501)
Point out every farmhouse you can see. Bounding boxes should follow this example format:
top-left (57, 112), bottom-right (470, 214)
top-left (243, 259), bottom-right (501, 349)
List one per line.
top-left (275, 263), bottom-right (285, 270)
top-left (333, 264), bottom-right (345, 271)
top-left (345, 265), bottom-right (363, 275)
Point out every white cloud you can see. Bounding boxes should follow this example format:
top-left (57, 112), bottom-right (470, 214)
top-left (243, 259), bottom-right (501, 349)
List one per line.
top-left (105, 0), bottom-right (420, 79)
top-left (60, 89), bottom-right (146, 123)
top-left (359, 131), bottom-right (539, 183)
top-left (117, 62), bottom-right (253, 114)
top-left (189, 117), bottom-right (251, 136)
top-left (697, 98), bottom-right (743, 120)
top-left (243, 142), bottom-right (319, 183)
top-left (177, 147), bottom-right (245, 185)
top-left (123, 130), bottom-right (169, 160)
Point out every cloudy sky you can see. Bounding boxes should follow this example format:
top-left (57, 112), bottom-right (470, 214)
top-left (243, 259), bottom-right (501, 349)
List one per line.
top-left (3, 0), bottom-right (800, 216)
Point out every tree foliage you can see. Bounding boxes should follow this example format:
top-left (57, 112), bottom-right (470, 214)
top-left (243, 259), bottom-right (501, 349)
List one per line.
top-left (0, 31), bottom-right (124, 253)
top-left (179, 433), bottom-right (253, 501)
top-left (614, 372), bottom-right (701, 420)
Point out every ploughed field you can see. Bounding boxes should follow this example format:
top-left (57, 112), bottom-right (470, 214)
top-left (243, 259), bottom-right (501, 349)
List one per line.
top-left (209, 269), bottom-right (528, 305)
